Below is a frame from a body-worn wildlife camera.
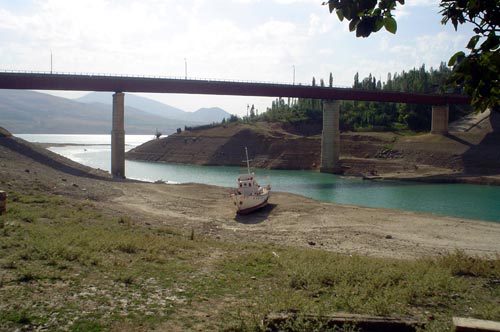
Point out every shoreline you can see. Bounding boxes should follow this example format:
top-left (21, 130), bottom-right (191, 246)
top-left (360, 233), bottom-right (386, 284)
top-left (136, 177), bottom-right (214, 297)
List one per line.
top-left (27, 138), bottom-right (500, 188)
top-left (362, 171), bottom-right (500, 186)
top-left (1, 131), bottom-right (500, 259)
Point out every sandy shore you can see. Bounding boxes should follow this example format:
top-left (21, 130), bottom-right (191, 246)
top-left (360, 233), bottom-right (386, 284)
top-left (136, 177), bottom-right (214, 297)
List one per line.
top-left (110, 182), bottom-right (500, 260)
top-left (2, 132), bottom-right (500, 260)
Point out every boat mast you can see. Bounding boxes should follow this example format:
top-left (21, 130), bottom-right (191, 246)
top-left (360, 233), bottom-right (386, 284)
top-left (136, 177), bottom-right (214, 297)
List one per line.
top-left (245, 147), bottom-right (251, 174)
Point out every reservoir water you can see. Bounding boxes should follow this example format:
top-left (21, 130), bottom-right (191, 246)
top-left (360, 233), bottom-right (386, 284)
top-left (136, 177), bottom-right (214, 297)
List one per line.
top-left (17, 134), bottom-right (500, 223)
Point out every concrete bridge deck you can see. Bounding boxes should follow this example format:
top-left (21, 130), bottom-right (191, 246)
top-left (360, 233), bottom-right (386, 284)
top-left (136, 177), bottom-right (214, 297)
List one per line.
top-left (0, 71), bottom-right (470, 105)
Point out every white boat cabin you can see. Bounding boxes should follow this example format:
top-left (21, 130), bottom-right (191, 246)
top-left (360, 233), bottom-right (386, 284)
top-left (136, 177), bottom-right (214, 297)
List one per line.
top-left (237, 173), bottom-right (260, 195)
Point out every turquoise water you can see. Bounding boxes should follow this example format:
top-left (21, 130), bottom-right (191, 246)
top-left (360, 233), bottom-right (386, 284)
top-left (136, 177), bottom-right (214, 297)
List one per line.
top-left (17, 134), bottom-right (500, 222)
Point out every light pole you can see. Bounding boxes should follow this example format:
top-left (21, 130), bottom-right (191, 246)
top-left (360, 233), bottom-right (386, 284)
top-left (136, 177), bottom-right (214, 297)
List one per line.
top-left (50, 51), bottom-right (53, 74)
top-left (292, 65), bottom-right (295, 85)
top-left (184, 58), bottom-right (187, 79)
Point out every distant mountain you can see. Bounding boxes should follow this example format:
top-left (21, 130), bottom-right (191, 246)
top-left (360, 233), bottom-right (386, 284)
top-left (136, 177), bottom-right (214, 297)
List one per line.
top-left (76, 92), bottom-right (187, 120)
top-left (189, 107), bottom-right (231, 123)
top-left (76, 92), bottom-right (232, 123)
top-left (0, 90), bottom-right (200, 134)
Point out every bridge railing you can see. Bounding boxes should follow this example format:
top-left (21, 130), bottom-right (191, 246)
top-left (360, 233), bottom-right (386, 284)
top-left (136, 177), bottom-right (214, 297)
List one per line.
top-left (0, 69), bottom-right (352, 89)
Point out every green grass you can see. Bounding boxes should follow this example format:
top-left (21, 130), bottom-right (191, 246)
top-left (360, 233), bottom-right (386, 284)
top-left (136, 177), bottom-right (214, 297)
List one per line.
top-left (1, 191), bottom-right (500, 332)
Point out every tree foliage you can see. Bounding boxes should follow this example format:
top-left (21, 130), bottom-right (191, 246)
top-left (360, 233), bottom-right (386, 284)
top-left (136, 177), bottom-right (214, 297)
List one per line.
top-left (322, 0), bottom-right (500, 111)
top-left (262, 63), bottom-right (470, 132)
top-left (342, 63), bottom-right (470, 131)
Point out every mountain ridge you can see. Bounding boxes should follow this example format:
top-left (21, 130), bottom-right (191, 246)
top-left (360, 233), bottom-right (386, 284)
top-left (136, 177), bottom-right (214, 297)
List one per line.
top-left (0, 90), bottom-right (198, 134)
top-left (76, 92), bottom-right (232, 123)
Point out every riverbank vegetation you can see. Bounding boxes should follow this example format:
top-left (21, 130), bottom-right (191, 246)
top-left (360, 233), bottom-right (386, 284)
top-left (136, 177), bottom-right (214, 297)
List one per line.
top-left (186, 63), bottom-right (471, 134)
top-left (1, 189), bottom-right (499, 331)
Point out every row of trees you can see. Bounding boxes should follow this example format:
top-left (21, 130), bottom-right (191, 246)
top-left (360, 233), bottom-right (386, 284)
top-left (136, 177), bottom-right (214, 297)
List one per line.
top-left (258, 63), bottom-right (470, 132)
top-left (343, 63), bottom-right (470, 131)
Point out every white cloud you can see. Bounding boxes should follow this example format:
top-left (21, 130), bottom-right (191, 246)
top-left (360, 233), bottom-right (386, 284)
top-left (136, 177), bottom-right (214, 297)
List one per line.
top-left (0, 0), bottom-right (477, 115)
top-left (407, 0), bottom-right (440, 7)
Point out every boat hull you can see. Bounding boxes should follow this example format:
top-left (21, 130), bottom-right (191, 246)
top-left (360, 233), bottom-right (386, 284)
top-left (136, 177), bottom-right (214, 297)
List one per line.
top-left (232, 190), bottom-right (270, 214)
top-left (236, 196), bottom-right (269, 214)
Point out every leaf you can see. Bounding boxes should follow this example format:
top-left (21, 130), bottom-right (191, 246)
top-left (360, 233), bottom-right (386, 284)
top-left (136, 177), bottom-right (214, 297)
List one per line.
top-left (384, 17), bottom-right (397, 34)
top-left (349, 19), bottom-right (358, 32)
top-left (479, 34), bottom-right (500, 52)
top-left (336, 9), bottom-right (344, 21)
top-left (329, 1), bottom-right (336, 13)
top-left (466, 36), bottom-right (480, 50)
top-left (374, 16), bottom-right (384, 32)
top-left (356, 18), bottom-right (374, 38)
top-left (448, 51), bottom-right (465, 66)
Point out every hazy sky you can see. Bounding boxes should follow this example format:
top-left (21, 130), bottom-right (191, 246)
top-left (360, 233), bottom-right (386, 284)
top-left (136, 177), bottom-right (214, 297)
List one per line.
top-left (0, 0), bottom-right (474, 116)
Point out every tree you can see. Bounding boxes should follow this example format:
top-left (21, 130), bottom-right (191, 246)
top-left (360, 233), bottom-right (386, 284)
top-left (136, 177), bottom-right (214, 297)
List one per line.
top-left (322, 0), bottom-right (500, 111)
top-left (155, 128), bottom-right (162, 139)
top-left (250, 104), bottom-right (256, 118)
top-left (353, 72), bottom-right (360, 88)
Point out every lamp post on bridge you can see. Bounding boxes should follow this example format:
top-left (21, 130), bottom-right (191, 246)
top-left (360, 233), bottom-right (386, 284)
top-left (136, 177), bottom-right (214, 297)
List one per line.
top-left (292, 65), bottom-right (295, 85)
top-left (184, 58), bottom-right (187, 79)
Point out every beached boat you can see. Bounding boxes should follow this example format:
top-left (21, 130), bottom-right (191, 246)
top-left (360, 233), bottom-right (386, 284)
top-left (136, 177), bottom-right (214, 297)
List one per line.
top-left (231, 148), bottom-right (271, 214)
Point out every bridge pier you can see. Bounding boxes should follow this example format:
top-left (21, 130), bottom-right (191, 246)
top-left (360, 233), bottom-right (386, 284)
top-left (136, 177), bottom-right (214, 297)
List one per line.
top-left (320, 100), bottom-right (342, 174)
top-left (431, 104), bottom-right (449, 135)
top-left (111, 92), bottom-right (125, 178)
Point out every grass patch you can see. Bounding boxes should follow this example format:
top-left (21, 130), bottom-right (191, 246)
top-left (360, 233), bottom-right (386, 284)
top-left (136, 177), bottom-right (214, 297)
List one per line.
top-left (0, 309), bottom-right (33, 326)
top-left (1, 191), bottom-right (500, 332)
top-left (70, 317), bottom-right (104, 332)
top-left (218, 248), bottom-right (500, 330)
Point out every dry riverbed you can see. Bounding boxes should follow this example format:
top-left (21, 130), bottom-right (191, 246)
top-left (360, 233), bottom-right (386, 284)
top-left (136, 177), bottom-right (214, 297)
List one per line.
top-left (112, 181), bottom-right (500, 259)
top-left (1, 131), bottom-right (500, 260)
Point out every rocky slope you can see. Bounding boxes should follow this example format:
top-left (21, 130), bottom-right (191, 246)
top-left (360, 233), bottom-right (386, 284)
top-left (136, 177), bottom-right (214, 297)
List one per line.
top-left (126, 123), bottom-right (322, 170)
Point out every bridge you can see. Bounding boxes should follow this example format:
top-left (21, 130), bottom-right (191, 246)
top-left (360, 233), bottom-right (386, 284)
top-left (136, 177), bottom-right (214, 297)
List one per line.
top-left (0, 71), bottom-right (471, 177)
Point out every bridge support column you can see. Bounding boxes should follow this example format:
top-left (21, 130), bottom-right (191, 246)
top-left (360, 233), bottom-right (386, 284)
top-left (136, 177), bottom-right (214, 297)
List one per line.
top-left (320, 100), bottom-right (341, 174)
top-left (431, 104), bottom-right (449, 135)
top-left (111, 92), bottom-right (125, 178)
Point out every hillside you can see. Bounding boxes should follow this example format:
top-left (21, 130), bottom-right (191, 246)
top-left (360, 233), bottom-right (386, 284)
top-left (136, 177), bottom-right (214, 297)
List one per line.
top-left (0, 90), bottom-right (211, 134)
top-left (127, 110), bottom-right (500, 184)
top-left (126, 122), bottom-right (321, 169)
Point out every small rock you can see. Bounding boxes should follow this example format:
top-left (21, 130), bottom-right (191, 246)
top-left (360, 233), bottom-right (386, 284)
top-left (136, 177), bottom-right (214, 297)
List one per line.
top-left (72, 183), bottom-right (79, 188)
top-left (385, 235), bottom-right (393, 239)
top-left (61, 178), bottom-right (67, 182)
top-left (308, 241), bottom-right (316, 246)
top-left (25, 169), bottom-right (30, 173)
top-left (250, 276), bottom-right (257, 280)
